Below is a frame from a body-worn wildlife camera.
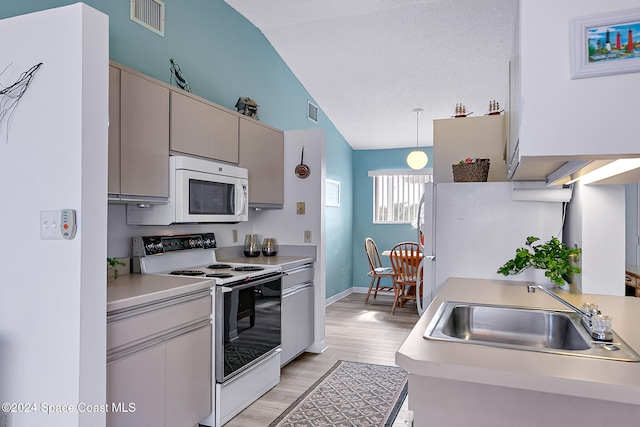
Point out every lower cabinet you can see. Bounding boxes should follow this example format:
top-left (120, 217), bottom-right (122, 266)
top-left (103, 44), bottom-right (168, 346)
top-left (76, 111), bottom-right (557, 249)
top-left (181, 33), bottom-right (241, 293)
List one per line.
top-left (107, 325), bottom-right (211, 427)
top-left (107, 290), bottom-right (212, 427)
top-left (281, 266), bottom-right (314, 366)
top-left (107, 343), bottom-right (166, 427)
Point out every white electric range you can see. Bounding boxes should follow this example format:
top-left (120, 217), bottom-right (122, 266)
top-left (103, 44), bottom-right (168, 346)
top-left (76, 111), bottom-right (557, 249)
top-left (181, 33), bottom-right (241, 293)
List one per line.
top-left (133, 233), bottom-right (283, 427)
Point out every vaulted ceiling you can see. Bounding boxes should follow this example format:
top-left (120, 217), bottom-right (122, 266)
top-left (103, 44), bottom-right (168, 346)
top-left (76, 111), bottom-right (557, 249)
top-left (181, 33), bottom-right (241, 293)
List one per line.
top-left (224, 0), bottom-right (518, 150)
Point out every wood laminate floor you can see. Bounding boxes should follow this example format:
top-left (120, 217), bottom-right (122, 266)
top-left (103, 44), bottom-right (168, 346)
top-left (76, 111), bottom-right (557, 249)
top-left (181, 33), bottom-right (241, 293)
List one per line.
top-left (224, 293), bottom-right (420, 427)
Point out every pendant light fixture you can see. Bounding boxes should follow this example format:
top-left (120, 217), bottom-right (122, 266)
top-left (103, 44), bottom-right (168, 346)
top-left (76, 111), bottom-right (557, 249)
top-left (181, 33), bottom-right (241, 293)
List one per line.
top-left (406, 108), bottom-right (428, 169)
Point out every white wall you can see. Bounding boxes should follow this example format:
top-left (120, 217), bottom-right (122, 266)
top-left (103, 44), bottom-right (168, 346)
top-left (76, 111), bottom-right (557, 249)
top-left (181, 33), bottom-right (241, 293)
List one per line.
top-left (252, 129), bottom-right (327, 353)
top-left (520, 0), bottom-right (640, 157)
top-left (565, 182), bottom-right (626, 295)
top-left (0, 4), bottom-right (108, 427)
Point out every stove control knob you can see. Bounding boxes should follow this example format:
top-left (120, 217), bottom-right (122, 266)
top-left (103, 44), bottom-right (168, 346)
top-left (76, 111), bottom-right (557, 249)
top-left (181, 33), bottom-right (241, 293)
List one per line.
top-left (188, 238), bottom-right (198, 248)
top-left (154, 242), bottom-right (163, 251)
top-left (145, 242), bottom-right (155, 253)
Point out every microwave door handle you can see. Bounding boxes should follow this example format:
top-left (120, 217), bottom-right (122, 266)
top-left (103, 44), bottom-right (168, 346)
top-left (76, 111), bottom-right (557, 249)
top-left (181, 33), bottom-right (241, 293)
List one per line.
top-left (230, 184), bottom-right (237, 213)
top-left (236, 184), bottom-right (247, 215)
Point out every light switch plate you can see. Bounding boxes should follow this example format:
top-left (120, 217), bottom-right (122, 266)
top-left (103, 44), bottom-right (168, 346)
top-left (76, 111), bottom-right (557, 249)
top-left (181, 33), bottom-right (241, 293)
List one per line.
top-left (40, 210), bottom-right (62, 240)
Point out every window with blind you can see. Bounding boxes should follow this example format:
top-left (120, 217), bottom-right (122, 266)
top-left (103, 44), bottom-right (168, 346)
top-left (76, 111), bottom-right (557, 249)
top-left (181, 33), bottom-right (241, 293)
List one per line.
top-left (369, 170), bottom-right (432, 224)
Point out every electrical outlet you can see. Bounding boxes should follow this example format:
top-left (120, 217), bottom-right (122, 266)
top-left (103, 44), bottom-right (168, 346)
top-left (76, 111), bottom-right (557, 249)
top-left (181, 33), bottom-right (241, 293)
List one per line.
top-left (232, 229), bottom-right (238, 243)
top-left (304, 230), bottom-right (312, 243)
top-left (296, 202), bottom-right (306, 215)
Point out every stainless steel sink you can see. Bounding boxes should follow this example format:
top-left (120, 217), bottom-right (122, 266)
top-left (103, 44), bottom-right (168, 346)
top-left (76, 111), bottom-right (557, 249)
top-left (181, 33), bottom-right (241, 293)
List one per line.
top-left (424, 301), bottom-right (640, 362)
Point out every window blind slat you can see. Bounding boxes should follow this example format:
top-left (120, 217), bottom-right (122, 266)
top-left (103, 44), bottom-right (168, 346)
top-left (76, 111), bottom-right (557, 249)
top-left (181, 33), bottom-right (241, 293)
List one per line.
top-left (372, 172), bottom-right (431, 224)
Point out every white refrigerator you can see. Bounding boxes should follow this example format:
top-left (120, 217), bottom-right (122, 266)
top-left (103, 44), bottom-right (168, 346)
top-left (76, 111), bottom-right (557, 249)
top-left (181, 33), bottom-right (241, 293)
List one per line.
top-left (416, 182), bottom-right (564, 314)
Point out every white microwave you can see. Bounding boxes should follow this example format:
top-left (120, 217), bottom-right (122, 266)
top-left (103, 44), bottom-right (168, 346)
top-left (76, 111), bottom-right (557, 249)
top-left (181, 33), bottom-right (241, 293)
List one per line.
top-left (127, 156), bottom-right (249, 225)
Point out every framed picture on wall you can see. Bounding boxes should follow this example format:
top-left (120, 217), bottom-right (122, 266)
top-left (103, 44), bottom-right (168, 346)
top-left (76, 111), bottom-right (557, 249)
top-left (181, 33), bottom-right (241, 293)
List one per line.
top-left (326, 179), bottom-right (340, 207)
top-left (570, 7), bottom-right (640, 79)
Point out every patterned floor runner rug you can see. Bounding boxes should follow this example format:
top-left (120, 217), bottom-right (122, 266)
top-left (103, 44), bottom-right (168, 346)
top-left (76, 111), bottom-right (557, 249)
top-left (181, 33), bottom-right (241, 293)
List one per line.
top-left (269, 360), bottom-right (408, 427)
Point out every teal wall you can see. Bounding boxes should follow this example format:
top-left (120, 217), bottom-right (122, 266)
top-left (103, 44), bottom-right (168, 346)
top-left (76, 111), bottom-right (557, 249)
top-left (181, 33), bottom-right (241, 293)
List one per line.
top-left (351, 147), bottom-right (433, 289)
top-left (0, 0), bottom-right (355, 298)
top-left (1, 2), bottom-right (435, 299)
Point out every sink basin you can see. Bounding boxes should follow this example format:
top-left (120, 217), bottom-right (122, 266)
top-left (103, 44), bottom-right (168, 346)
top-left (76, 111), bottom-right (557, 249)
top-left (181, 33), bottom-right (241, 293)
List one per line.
top-left (424, 301), bottom-right (640, 362)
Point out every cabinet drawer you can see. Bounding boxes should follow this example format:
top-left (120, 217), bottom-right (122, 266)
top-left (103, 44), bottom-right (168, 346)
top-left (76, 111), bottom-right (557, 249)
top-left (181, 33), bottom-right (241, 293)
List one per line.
top-left (282, 265), bottom-right (314, 291)
top-left (108, 293), bottom-right (211, 351)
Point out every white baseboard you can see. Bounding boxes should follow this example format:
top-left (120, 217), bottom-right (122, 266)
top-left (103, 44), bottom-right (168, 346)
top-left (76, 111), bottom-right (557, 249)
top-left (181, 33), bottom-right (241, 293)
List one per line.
top-left (325, 287), bottom-right (353, 305)
top-left (326, 286), bottom-right (395, 306)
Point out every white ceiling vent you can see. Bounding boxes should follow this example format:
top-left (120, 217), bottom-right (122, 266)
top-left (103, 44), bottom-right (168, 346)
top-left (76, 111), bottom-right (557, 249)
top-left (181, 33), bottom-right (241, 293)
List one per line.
top-left (131, 0), bottom-right (165, 37)
top-left (307, 100), bottom-right (319, 124)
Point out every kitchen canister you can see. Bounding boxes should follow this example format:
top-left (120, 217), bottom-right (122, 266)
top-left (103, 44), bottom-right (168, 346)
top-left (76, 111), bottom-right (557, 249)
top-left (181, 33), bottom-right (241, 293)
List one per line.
top-left (262, 238), bottom-right (278, 256)
top-left (243, 234), bottom-right (261, 257)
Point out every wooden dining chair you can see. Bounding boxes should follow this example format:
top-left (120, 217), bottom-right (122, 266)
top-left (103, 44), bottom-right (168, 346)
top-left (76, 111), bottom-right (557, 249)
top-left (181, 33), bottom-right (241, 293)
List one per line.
top-left (364, 237), bottom-right (395, 303)
top-left (389, 242), bottom-right (422, 314)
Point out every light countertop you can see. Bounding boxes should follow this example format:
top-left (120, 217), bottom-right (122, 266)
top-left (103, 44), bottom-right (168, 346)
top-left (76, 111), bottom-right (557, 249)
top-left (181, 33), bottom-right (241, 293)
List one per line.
top-left (215, 244), bottom-right (316, 271)
top-left (217, 254), bottom-right (314, 270)
top-left (396, 277), bottom-right (640, 406)
top-left (107, 274), bottom-right (213, 312)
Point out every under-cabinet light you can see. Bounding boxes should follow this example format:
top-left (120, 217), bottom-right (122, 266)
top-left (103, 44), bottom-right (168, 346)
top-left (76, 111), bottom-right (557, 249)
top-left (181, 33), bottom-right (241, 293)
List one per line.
top-left (577, 158), bottom-right (640, 184)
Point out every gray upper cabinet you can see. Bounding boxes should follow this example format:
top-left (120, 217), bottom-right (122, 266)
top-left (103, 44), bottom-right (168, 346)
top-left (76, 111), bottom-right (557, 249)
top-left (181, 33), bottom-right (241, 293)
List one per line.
top-left (170, 91), bottom-right (239, 164)
top-left (108, 65), bottom-right (121, 195)
top-left (108, 62), bottom-right (169, 201)
top-left (239, 118), bottom-right (284, 208)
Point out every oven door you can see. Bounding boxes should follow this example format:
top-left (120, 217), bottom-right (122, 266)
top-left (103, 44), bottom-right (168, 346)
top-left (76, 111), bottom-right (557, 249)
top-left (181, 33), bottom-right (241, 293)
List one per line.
top-left (215, 273), bottom-right (282, 383)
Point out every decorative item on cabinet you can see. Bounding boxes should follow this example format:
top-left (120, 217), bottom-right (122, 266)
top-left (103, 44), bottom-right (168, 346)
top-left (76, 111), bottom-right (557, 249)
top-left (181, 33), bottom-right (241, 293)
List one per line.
top-left (235, 97), bottom-right (259, 120)
top-left (452, 158), bottom-right (490, 182)
top-left (486, 100), bottom-right (503, 115)
top-left (453, 103), bottom-right (473, 118)
top-left (169, 58), bottom-right (191, 92)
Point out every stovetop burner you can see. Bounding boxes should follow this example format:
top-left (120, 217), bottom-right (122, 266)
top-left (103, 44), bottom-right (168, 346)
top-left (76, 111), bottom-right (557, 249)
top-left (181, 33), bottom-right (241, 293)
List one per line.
top-left (206, 273), bottom-right (234, 278)
top-left (208, 264), bottom-right (233, 269)
top-left (170, 270), bottom-right (206, 276)
top-left (232, 266), bottom-right (265, 272)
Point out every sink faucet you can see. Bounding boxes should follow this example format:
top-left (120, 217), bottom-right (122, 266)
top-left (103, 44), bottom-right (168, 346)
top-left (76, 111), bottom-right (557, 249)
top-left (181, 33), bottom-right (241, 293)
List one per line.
top-left (527, 284), bottom-right (612, 341)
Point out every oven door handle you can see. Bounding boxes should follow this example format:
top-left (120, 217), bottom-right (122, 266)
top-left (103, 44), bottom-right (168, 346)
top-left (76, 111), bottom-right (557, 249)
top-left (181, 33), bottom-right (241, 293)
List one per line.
top-left (219, 272), bottom-right (284, 292)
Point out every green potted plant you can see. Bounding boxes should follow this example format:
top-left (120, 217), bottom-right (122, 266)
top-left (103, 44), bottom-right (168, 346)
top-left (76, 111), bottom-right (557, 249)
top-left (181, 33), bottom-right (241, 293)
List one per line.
top-left (497, 236), bottom-right (581, 287)
top-left (107, 257), bottom-right (126, 280)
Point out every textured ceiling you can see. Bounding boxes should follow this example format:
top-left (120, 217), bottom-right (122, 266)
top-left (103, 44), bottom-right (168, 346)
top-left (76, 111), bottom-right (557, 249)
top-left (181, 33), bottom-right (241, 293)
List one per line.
top-left (224, 0), bottom-right (518, 150)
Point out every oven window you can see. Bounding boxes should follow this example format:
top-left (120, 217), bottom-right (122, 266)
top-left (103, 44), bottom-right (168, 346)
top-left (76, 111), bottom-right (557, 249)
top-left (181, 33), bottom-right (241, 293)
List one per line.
top-left (222, 279), bottom-right (281, 380)
top-left (189, 179), bottom-right (234, 215)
